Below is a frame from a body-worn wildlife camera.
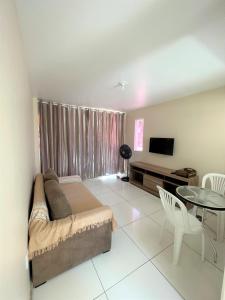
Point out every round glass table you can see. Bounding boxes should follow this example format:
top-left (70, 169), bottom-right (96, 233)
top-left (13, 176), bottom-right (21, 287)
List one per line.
top-left (176, 186), bottom-right (225, 211)
top-left (176, 185), bottom-right (225, 263)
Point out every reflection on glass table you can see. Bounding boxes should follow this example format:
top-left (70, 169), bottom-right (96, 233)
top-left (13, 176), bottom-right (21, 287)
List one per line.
top-left (176, 186), bottom-right (225, 211)
top-left (176, 186), bottom-right (225, 264)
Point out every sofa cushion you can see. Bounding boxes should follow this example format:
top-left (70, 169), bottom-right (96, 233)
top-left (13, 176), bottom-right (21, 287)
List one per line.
top-left (60, 182), bottom-right (102, 214)
top-left (44, 169), bottom-right (59, 183)
top-left (45, 180), bottom-right (72, 220)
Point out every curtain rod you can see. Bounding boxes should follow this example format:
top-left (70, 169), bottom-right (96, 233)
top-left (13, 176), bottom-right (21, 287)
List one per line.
top-left (38, 99), bottom-right (125, 114)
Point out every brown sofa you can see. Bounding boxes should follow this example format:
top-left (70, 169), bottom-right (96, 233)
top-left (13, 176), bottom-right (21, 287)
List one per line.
top-left (29, 174), bottom-right (115, 287)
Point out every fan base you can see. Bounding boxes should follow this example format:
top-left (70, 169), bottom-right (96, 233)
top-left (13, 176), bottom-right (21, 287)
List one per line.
top-left (121, 176), bottom-right (129, 182)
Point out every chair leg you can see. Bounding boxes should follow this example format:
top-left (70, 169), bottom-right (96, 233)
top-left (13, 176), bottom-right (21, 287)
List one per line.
top-left (173, 230), bottom-right (183, 265)
top-left (217, 212), bottom-right (225, 242)
top-left (221, 212), bottom-right (225, 241)
top-left (201, 231), bottom-right (205, 262)
top-left (217, 213), bottom-right (220, 241)
top-left (160, 218), bottom-right (167, 242)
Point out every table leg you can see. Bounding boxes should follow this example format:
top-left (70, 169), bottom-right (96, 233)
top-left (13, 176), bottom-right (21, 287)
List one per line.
top-left (202, 208), bottom-right (218, 264)
top-left (204, 229), bottom-right (218, 263)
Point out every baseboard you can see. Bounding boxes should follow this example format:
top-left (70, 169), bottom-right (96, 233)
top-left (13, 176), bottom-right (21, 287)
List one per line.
top-left (30, 280), bottom-right (33, 300)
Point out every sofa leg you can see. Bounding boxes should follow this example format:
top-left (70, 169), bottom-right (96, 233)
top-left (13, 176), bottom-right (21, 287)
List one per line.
top-left (34, 281), bottom-right (47, 288)
top-left (102, 249), bottom-right (110, 254)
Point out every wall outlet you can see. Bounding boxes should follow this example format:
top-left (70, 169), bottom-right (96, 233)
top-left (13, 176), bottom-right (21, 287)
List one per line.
top-left (25, 253), bottom-right (29, 270)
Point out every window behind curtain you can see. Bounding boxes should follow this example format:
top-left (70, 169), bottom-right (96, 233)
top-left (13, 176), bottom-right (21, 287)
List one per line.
top-left (38, 100), bottom-right (125, 179)
top-left (134, 119), bottom-right (144, 151)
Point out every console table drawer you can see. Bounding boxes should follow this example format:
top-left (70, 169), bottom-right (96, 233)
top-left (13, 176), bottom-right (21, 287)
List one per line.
top-left (144, 182), bottom-right (158, 192)
top-left (143, 174), bottom-right (163, 185)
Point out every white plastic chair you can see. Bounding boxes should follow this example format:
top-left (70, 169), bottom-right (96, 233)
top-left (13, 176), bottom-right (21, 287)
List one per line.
top-left (202, 173), bottom-right (225, 241)
top-left (157, 186), bottom-right (205, 265)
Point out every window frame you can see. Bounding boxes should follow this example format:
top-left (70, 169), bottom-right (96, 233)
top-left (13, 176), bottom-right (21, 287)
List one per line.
top-left (134, 118), bottom-right (144, 152)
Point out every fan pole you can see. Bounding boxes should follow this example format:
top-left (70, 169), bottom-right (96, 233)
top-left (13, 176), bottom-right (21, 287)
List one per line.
top-left (121, 159), bottom-right (129, 182)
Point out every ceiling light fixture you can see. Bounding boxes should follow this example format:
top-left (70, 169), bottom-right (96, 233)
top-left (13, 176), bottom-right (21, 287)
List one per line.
top-left (115, 81), bottom-right (128, 90)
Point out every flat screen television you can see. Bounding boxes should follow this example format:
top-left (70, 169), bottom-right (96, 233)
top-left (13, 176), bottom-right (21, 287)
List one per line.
top-left (149, 138), bottom-right (174, 156)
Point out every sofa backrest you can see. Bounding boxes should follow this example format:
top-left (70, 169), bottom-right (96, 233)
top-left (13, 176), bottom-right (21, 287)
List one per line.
top-left (29, 174), bottom-right (50, 225)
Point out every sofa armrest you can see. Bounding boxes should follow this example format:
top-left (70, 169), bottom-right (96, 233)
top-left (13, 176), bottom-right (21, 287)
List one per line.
top-left (59, 175), bottom-right (82, 184)
top-left (29, 206), bottom-right (116, 260)
top-left (74, 206), bottom-right (115, 231)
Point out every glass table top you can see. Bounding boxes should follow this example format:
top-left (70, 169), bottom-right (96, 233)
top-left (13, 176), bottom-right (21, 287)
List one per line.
top-left (176, 186), bottom-right (225, 211)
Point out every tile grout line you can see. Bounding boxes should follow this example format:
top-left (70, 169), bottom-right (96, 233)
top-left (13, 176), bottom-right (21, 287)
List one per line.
top-left (145, 207), bottom-right (163, 217)
top-left (90, 180), bottom-right (176, 298)
top-left (149, 243), bottom-right (174, 261)
top-left (145, 207), bottom-right (224, 273)
top-left (107, 184), bottom-right (164, 228)
top-left (86, 181), bottom-right (149, 229)
top-left (183, 241), bottom-right (223, 273)
top-left (103, 255), bottom-right (184, 299)
top-left (138, 218), bottom-right (185, 299)
top-left (92, 292), bottom-right (108, 300)
top-left (147, 212), bottom-right (170, 230)
top-left (88, 178), bottom-right (222, 300)
top-left (122, 188), bottom-right (223, 289)
top-left (110, 184), bottom-right (164, 217)
top-left (91, 259), bottom-right (109, 300)
top-left (114, 192), bottom-right (152, 206)
top-left (121, 224), bottom-right (174, 266)
top-left (118, 214), bottom-right (147, 228)
top-left (95, 181), bottom-right (174, 262)
top-left (121, 227), bottom-right (149, 259)
top-left (88, 179), bottom-right (212, 300)
top-left (109, 183), bottom-right (145, 201)
top-left (147, 211), bottom-right (224, 273)
top-left (150, 260), bottom-right (186, 300)
top-left (104, 260), bottom-right (151, 294)
top-left (92, 208), bottom-right (151, 296)
top-left (89, 179), bottom-right (162, 215)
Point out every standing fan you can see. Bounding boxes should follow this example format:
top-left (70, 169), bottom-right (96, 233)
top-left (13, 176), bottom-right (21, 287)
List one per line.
top-left (119, 144), bottom-right (132, 182)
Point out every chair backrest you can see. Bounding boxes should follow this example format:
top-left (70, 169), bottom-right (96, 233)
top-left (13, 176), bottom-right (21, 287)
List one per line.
top-left (157, 186), bottom-right (190, 231)
top-left (202, 173), bottom-right (225, 196)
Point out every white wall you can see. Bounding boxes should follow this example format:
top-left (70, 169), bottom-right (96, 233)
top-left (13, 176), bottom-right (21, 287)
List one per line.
top-left (0, 1), bottom-right (34, 299)
top-left (126, 87), bottom-right (225, 180)
top-left (33, 97), bottom-right (41, 174)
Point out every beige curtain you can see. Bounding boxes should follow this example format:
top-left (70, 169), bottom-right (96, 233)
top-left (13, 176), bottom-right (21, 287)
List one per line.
top-left (39, 100), bottom-right (125, 179)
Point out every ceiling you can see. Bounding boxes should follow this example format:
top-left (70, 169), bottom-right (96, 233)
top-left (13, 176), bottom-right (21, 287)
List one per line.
top-left (16, 0), bottom-right (225, 111)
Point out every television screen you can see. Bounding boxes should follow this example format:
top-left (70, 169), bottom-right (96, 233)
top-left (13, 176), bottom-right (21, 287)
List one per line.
top-left (149, 138), bottom-right (174, 156)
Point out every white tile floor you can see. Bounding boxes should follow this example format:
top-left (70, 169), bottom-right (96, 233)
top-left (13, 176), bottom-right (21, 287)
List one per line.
top-left (33, 175), bottom-right (224, 300)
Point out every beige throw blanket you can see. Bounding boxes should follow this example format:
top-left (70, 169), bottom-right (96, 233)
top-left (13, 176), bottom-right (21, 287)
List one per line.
top-left (28, 174), bottom-right (116, 259)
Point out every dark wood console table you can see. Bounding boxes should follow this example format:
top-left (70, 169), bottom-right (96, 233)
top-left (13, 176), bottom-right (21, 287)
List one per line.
top-left (130, 161), bottom-right (199, 197)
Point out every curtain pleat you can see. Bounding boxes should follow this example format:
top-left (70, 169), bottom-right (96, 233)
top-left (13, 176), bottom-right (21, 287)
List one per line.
top-left (39, 101), bottom-right (125, 179)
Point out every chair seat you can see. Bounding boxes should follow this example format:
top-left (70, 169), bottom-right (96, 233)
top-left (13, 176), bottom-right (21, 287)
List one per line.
top-left (174, 210), bottom-right (202, 233)
top-left (158, 186), bottom-right (205, 265)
